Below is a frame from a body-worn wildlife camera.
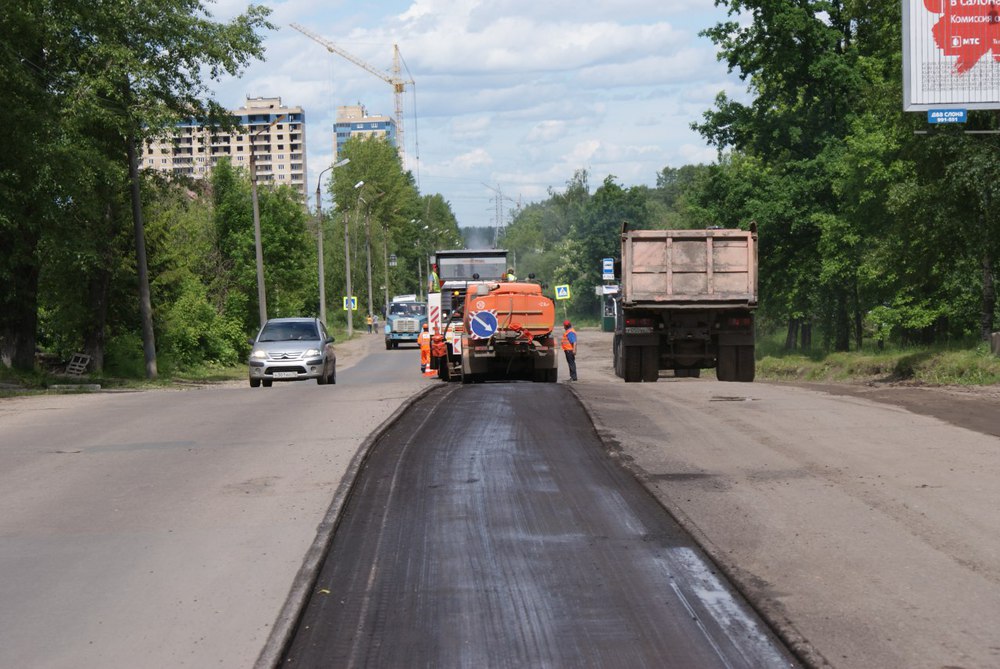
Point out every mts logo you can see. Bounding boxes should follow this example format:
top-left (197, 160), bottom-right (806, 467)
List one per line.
top-left (952, 36), bottom-right (982, 47)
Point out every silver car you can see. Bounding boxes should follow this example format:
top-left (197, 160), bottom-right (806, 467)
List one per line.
top-left (248, 317), bottom-right (336, 387)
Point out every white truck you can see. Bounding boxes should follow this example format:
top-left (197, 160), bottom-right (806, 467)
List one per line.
top-left (613, 225), bottom-right (758, 382)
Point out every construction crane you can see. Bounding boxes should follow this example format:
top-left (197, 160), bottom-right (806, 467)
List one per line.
top-left (290, 23), bottom-right (415, 169)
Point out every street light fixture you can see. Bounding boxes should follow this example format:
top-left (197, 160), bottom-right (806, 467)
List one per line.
top-left (249, 113), bottom-right (286, 328)
top-left (382, 222), bottom-right (392, 317)
top-left (361, 190), bottom-right (385, 327)
top-left (344, 180), bottom-right (366, 338)
top-left (315, 158), bottom-right (350, 325)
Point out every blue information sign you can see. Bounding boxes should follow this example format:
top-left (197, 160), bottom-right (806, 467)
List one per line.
top-left (927, 109), bottom-right (967, 124)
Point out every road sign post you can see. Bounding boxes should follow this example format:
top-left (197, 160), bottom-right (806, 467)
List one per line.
top-left (602, 258), bottom-right (614, 281)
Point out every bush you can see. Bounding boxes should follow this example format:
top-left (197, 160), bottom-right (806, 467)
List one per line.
top-left (159, 277), bottom-right (247, 369)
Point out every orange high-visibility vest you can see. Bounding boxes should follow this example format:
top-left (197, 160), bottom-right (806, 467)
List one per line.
top-left (418, 331), bottom-right (430, 350)
top-left (561, 327), bottom-right (576, 351)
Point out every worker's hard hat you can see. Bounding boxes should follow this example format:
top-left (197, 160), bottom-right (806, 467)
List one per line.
top-left (422, 323), bottom-right (428, 329)
top-left (563, 320), bottom-right (571, 327)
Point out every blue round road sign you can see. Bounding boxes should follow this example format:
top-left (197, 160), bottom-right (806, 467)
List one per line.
top-left (469, 311), bottom-right (498, 339)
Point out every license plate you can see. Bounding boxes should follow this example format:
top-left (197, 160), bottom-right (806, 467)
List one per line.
top-left (625, 327), bottom-right (654, 334)
top-left (273, 371), bottom-right (297, 378)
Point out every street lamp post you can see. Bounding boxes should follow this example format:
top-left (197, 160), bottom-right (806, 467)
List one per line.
top-left (249, 113), bottom-right (285, 328)
top-left (382, 228), bottom-right (392, 316)
top-left (365, 206), bottom-right (374, 324)
top-left (346, 180), bottom-right (367, 338)
top-left (314, 158), bottom-right (350, 325)
top-left (410, 218), bottom-right (423, 300)
top-left (360, 190), bottom-right (385, 326)
top-left (388, 253), bottom-right (397, 313)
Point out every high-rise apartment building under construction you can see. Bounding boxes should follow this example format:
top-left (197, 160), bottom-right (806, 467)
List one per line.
top-left (141, 96), bottom-right (307, 195)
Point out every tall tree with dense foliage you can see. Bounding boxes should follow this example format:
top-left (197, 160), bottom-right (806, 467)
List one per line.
top-left (0, 0), bottom-right (272, 375)
top-left (696, 0), bottom-right (873, 350)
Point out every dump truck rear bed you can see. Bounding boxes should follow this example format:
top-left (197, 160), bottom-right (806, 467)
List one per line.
top-left (615, 227), bottom-right (758, 383)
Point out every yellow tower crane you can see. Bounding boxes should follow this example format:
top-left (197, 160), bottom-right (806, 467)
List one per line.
top-left (290, 23), bottom-right (414, 169)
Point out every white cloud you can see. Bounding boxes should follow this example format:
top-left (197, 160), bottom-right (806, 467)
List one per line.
top-left (211, 0), bottom-right (744, 226)
top-left (524, 120), bottom-right (568, 143)
top-left (442, 148), bottom-right (494, 172)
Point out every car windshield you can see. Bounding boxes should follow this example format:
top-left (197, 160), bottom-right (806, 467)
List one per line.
top-left (258, 321), bottom-right (319, 342)
top-left (438, 257), bottom-right (506, 281)
top-left (390, 303), bottom-right (426, 316)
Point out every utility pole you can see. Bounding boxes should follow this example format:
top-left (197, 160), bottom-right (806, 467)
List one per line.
top-left (347, 180), bottom-right (365, 338)
top-left (249, 114), bottom-right (286, 328)
top-left (365, 206), bottom-right (374, 323)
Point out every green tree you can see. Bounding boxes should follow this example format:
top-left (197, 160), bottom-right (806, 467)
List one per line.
top-left (696, 0), bottom-right (866, 350)
top-left (0, 0), bottom-right (272, 374)
top-left (329, 136), bottom-right (423, 319)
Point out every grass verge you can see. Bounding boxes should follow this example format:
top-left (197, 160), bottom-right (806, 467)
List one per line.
top-left (757, 343), bottom-right (1000, 386)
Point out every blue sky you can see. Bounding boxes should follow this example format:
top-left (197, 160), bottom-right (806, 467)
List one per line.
top-left (210, 0), bottom-right (746, 228)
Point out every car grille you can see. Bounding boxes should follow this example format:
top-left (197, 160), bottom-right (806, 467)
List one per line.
top-left (394, 318), bottom-right (420, 333)
top-left (266, 351), bottom-right (307, 361)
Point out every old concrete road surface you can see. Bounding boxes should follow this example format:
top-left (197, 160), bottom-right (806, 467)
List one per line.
top-left (282, 383), bottom-right (798, 668)
top-left (0, 334), bottom-right (426, 669)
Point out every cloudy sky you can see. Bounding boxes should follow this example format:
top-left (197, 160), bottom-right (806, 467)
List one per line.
top-left (210, 0), bottom-right (746, 228)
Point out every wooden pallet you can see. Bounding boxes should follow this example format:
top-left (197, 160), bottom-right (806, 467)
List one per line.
top-left (65, 353), bottom-right (91, 377)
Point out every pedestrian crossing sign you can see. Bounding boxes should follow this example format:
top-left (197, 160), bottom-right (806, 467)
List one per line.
top-left (342, 296), bottom-right (357, 310)
top-left (555, 285), bottom-right (571, 300)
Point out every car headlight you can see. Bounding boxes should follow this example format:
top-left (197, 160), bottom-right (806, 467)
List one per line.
top-left (304, 348), bottom-right (321, 358)
top-left (250, 350), bottom-right (267, 360)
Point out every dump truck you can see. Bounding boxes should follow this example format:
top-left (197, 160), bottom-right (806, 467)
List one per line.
top-left (459, 280), bottom-right (558, 383)
top-left (384, 294), bottom-right (427, 349)
top-left (613, 225), bottom-right (758, 382)
top-left (426, 249), bottom-right (509, 380)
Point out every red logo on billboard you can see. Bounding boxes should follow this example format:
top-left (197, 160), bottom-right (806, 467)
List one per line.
top-left (925, 0), bottom-right (1000, 73)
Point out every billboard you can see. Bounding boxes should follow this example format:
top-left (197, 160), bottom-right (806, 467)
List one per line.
top-left (903, 0), bottom-right (1000, 110)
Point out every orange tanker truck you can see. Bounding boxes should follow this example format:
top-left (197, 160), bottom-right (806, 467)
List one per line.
top-left (459, 280), bottom-right (558, 383)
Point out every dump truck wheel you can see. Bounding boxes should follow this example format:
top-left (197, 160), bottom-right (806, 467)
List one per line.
top-left (717, 345), bottom-right (736, 381)
top-left (612, 335), bottom-right (622, 377)
top-left (736, 345), bottom-right (755, 382)
top-left (623, 346), bottom-right (642, 382)
top-left (641, 345), bottom-right (659, 382)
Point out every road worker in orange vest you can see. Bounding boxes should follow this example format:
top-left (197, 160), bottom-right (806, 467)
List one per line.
top-left (561, 320), bottom-right (578, 381)
top-left (418, 323), bottom-right (432, 373)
